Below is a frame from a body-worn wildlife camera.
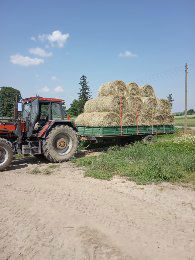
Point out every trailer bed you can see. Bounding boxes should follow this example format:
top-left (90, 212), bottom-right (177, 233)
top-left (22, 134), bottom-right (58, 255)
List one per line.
top-left (77, 125), bottom-right (175, 138)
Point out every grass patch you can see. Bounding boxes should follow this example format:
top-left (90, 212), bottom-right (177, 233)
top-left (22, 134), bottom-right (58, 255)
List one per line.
top-left (43, 164), bottom-right (60, 175)
top-left (75, 134), bottom-right (195, 185)
top-left (29, 167), bottom-right (42, 175)
top-left (29, 164), bottom-right (59, 175)
top-left (175, 115), bottom-right (195, 127)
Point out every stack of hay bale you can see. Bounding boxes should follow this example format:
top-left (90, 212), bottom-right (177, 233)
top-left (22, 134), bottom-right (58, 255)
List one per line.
top-left (75, 80), bottom-right (174, 127)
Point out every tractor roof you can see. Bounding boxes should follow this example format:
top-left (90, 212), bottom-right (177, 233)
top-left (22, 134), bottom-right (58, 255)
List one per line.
top-left (22, 97), bottom-right (64, 104)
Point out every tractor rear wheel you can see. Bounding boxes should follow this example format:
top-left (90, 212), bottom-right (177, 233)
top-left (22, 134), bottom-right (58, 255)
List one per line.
top-left (43, 125), bottom-right (78, 163)
top-left (0, 138), bottom-right (13, 171)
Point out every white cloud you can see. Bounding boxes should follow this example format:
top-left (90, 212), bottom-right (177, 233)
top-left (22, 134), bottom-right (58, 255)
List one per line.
top-left (118, 50), bottom-right (138, 58)
top-left (29, 47), bottom-right (52, 57)
top-left (51, 76), bottom-right (57, 80)
top-left (10, 54), bottom-right (44, 66)
top-left (38, 30), bottom-right (69, 48)
top-left (54, 86), bottom-right (64, 93)
top-left (40, 86), bottom-right (50, 92)
top-left (30, 36), bottom-right (36, 41)
top-left (48, 31), bottom-right (69, 48)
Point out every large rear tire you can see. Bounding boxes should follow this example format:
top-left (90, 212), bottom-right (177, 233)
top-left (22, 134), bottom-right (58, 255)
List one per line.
top-left (0, 138), bottom-right (13, 171)
top-left (43, 125), bottom-right (78, 163)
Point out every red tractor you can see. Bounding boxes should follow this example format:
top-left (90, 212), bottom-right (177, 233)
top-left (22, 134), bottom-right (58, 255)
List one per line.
top-left (0, 97), bottom-right (78, 171)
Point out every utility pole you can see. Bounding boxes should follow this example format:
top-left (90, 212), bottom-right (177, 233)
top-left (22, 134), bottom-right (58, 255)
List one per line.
top-left (184, 63), bottom-right (188, 133)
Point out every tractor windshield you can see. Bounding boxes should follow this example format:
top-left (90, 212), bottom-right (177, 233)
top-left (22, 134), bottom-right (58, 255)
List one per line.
top-left (52, 103), bottom-right (63, 120)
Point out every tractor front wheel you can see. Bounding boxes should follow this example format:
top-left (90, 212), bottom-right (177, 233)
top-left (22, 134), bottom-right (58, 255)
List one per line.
top-left (43, 125), bottom-right (78, 163)
top-left (0, 138), bottom-right (13, 171)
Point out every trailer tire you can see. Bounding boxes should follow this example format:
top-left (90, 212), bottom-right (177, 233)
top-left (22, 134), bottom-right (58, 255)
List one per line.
top-left (43, 125), bottom-right (78, 163)
top-left (142, 135), bottom-right (156, 144)
top-left (0, 138), bottom-right (13, 171)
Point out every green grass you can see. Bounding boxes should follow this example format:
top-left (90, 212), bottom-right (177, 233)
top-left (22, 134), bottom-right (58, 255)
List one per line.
top-left (174, 115), bottom-right (195, 127)
top-left (74, 134), bottom-right (195, 186)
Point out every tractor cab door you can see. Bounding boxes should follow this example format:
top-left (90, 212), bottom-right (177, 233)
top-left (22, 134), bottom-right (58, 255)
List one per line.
top-left (23, 100), bottom-right (39, 137)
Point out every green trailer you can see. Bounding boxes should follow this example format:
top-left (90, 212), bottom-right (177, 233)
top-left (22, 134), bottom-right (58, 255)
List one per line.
top-left (77, 124), bottom-right (175, 142)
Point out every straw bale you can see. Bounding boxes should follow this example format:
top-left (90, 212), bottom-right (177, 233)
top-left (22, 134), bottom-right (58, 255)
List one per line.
top-left (75, 113), bottom-right (88, 126)
top-left (122, 113), bottom-right (136, 126)
top-left (98, 80), bottom-right (127, 97)
top-left (90, 112), bottom-right (119, 127)
top-left (84, 99), bottom-right (98, 113)
top-left (126, 96), bottom-right (143, 114)
top-left (141, 85), bottom-right (155, 97)
top-left (157, 99), bottom-right (171, 115)
top-left (123, 111), bottom-right (152, 126)
top-left (75, 112), bottom-right (119, 127)
top-left (164, 115), bottom-right (174, 125)
top-left (126, 82), bottom-right (141, 96)
top-left (142, 97), bottom-right (157, 113)
top-left (84, 96), bottom-right (122, 113)
top-left (153, 115), bottom-right (165, 125)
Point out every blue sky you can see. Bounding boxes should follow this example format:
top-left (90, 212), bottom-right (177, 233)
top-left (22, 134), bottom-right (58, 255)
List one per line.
top-left (0, 0), bottom-right (194, 111)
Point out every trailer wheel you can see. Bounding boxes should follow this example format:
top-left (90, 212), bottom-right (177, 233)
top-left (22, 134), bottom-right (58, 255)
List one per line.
top-left (142, 135), bottom-right (156, 143)
top-left (43, 125), bottom-right (78, 163)
top-left (0, 138), bottom-right (13, 171)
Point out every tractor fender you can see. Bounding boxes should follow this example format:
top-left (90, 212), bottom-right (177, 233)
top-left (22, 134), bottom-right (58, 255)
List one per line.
top-left (38, 120), bottom-right (77, 138)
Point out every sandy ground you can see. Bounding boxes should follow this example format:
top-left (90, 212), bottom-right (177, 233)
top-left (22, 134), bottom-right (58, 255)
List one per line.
top-left (0, 157), bottom-right (195, 260)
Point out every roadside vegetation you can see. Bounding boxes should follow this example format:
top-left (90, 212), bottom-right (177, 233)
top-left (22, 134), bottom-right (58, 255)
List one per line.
top-left (174, 115), bottom-right (195, 127)
top-left (74, 131), bottom-right (195, 186)
top-left (29, 164), bottom-right (59, 175)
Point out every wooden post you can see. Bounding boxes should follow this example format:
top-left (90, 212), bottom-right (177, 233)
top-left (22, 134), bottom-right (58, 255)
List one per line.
top-left (184, 63), bottom-right (188, 133)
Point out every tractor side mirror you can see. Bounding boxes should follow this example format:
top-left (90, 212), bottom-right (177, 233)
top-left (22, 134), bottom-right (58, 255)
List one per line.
top-left (18, 102), bottom-right (22, 112)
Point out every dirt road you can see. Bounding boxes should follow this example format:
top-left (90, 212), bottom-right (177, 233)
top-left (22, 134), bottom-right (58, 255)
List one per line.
top-left (0, 157), bottom-right (195, 260)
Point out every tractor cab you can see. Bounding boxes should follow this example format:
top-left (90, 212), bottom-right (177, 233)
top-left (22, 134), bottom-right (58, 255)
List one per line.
top-left (21, 97), bottom-right (68, 137)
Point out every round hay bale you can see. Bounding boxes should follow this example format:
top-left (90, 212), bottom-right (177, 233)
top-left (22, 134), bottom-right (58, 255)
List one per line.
top-left (75, 113), bottom-right (88, 126)
top-left (84, 96), bottom-right (122, 113)
top-left (84, 99), bottom-right (98, 113)
top-left (126, 82), bottom-right (140, 96)
top-left (138, 113), bottom-right (155, 125)
top-left (75, 113), bottom-right (85, 126)
top-left (122, 113), bottom-right (136, 126)
top-left (89, 112), bottom-right (119, 127)
top-left (98, 80), bottom-right (127, 97)
top-left (142, 97), bottom-right (157, 112)
top-left (153, 114), bottom-right (165, 125)
top-left (141, 85), bottom-right (155, 97)
top-left (126, 96), bottom-right (143, 114)
top-left (75, 112), bottom-right (119, 127)
top-left (164, 115), bottom-right (174, 125)
top-left (157, 99), bottom-right (171, 115)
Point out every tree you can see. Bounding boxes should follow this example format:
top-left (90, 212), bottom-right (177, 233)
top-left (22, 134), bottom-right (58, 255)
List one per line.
top-left (77, 75), bottom-right (91, 114)
top-left (0, 87), bottom-right (21, 117)
top-left (67, 99), bottom-right (80, 117)
top-left (187, 109), bottom-right (195, 115)
top-left (68, 75), bottom-right (91, 116)
top-left (167, 93), bottom-right (174, 107)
